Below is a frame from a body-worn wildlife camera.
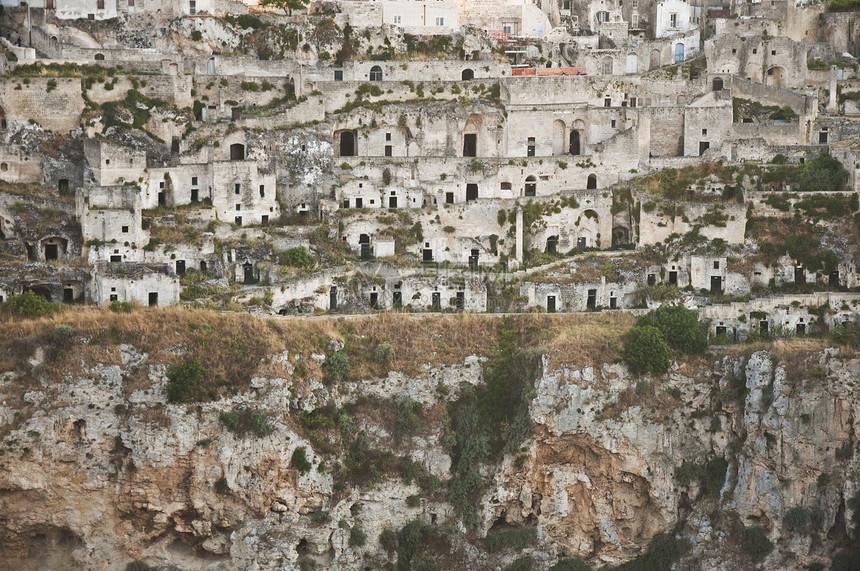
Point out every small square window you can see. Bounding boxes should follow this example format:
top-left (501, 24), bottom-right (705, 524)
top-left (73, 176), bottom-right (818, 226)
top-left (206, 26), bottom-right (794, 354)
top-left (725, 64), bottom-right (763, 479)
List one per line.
top-left (121, 225), bottom-right (129, 233)
top-left (732, 48), bottom-right (737, 54)
top-left (752, 48), bottom-right (757, 54)
top-left (771, 50), bottom-right (776, 55)
top-left (714, 261), bottom-right (720, 269)
top-left (702, 128), bottom-right (707, 135)
top-left (105, 159), bottom-right (110, 165)
top-left (334, 70), bottom-right (343, 81)
top-left (236, 204), bottom-right (241, 211)
top-left (386, 132), bottom-right (391, 141)
top-left (159, 182), bottom-right (165, 189)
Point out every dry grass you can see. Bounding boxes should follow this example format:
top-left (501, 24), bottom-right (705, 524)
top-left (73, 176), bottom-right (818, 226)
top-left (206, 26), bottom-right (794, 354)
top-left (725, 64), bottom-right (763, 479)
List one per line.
top-left (0, 308), bottom-right (642, 401)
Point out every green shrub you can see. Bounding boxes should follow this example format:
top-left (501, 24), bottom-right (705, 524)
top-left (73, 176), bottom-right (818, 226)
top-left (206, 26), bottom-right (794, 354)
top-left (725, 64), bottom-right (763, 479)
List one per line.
top-left (507, 556), bottom-right (535, 571)
top-left (310, 510), bottom-right (331, 524)
top-left (379, 528), bottom-right (397, 554)
top-left (213, 477), bottom-right (229, 494)
top-left (394, 397), bottom-right (422, 444)
top-left (831, 324), bottom-right (859, 346)
top-left (109, 300), bottom-right (134, 313)
top-left (623, 326), bottom-right (670, 375)
top-left (373, 342), bottom-right (395, 364)
top-left (165, 358), bottom-right (207, 403)
top-left (485, 527), bottom-right (538, 553)
top-left (406, 494), bottom-right (421, 507)
top-left (637, 306), bottom-right (707, 355)
top-left (125, 561), bottom-right (154, 571)
top-left (325, 350), bottom-right (350, 383)
top-left (278, 247), bottom-right (316, 269)
top-left (4, 290), bottom-right (60, 318)
top-left (548, 557), bottom-right (592, 571)
top-left (740, 526), bottom-right (772, 561)
top-left (291, 447), bottom-right (312, 474)
top-left (783, 506), bottom-right (810, 534)
top-left (349, 526), bottom-right (367, 547)
top-left (219, 408), bottom-right (273, 438)
top-left (602, 533), bottom-right (688, 570)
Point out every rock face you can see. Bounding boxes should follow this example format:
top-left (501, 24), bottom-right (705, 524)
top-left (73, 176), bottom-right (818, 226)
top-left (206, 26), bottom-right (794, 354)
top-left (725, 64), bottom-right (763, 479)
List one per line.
top-left (1, 337), bottom-right (858, 570)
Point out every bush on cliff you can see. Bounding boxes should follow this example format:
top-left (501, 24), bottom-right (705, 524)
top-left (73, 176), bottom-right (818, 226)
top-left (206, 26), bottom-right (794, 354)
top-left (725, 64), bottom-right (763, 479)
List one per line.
top-left (165, 357), bottom-right (207, 403)
top-left (623, 326), bottom-right (671, 375)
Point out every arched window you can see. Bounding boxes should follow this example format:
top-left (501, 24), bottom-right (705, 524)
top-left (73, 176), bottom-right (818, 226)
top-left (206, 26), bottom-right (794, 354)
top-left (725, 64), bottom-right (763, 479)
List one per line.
top-left (0, 163), bottom-right (7, 172)
top-left (229, 143), bottom-right (245, 161)
top-left (525, 175), bottom-right (537, 197)
top-left (602, 57), bottom-right (613, 75)
top-left (586, 174), bottom-right (597, 189)
top-left (462, 69), bottom-right (474, 80)
top-left (369, 66), bottom-right (383, 81)
top-left (94, 53), bottom-right (105, 61)
top-left (712, 77), bottom-right (724, 91)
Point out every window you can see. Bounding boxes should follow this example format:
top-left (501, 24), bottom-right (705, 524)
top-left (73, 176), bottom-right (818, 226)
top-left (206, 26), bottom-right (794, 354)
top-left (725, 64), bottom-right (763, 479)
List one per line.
top-left (0, 163), bottom-right (6, 171)
top-left (714, 261), bottom-right (720, 269)
top-left (97, 0), bottom-right (104, 8)
top-left (189, 0), bottom-right (196, 14)
top-left (385, 145), bottom-right (393, 157)
top-left (259, 185), bottom-right (265, 197)
top-left (604, 98), bottom-right (611, 107)
top-left (752, 48), bottom-right (758, 54)
top-left (632, 14), bottom-right (638, 28)
top-left (527, 137), bottom-right (536, 157)
top-left (771, 50), bottom-right (776, 55)
top-left (236, 204), bottom-right (241, 211)
top-left (128, 0), bottom-right (134, 6)
top-left (235, 184), bottom-right (241, 194)
top-left (611, 119), bottom-right (616, 128)
top-left (386, 132), bottom-right (392, 141)
top-left (122, 226), bottom-right (129, 233)
top-left (702, 128), bottom-right (707, 135)
top-left (501, 182), bottom-right (512, 191)
top-left (446, 192), bottom-right (454, 204)
top-left (670, 13), bottom-right (677, 28)
top-left (435, 17), bottom-right (444, 26)
top-left (394, 15), bottom-right (401, 24)
top-left (732, 48), bottom-right (737, 54)
top-left (159, 181), bottom-right (165, 189)
top-left (334, 70), bottom-right (343, 81)
top-left (369, 66), bottom-right (383, 81)
top-left (563, 0), bottom-right (569, 8)
top-left (597, 11), bottom-right (609, 22)
top-left (191, 176), bottom-right (198, 186)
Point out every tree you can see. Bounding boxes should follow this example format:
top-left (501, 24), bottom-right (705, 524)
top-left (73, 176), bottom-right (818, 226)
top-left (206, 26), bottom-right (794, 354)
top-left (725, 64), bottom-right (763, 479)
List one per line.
top-left (637, 305), bottom-right (707, 355)
top-left (260, 0), bottom-right (307, 15)
top-left (623, 326), bottom-right (671, 375)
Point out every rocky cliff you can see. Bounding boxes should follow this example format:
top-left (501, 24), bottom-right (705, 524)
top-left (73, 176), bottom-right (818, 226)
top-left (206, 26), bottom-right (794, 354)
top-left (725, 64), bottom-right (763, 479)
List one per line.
top-left (0, 310), bottom-right (857, 570)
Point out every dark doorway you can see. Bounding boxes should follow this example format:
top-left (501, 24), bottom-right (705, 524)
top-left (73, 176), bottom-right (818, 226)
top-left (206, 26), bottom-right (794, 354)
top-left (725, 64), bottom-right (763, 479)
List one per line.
top-left (176, 260), bottom-right (186, 276)
top-left (369, 292), bottom-right (378, 308)
top-left (456, 291), bottom-right (465, 311)
top-left (431, 292), bottom-right (441, 311)
top-left (797, 322), bottom-right (806, 335)
top-left (525, 176), bottom-right (537, 197)
top-left (423, 248), bottom-right (433, 262)
top-left (355, 198), bottom-right (363, 208)
top-left (469, 249), bottom-right (479, 270)
top-left (830, 271), bottom-right (840, 286)
top-left (243, 262), bottom-right (254, 284)
top-left (547, 295), bottom-right (556, 313)
top-left (463, 134), bottom-right (477, 157)
top-left (360, 234), bottom-right (371, 260)
top-left (586, 174), bottom-right (597, 189)
top-left (760, 320), bottom-right (769, 333)
top-left (577, 237), bottom-right (587, 251)
top-left (330, 286), bottom-right (338, 310)
top-left (388, 196), bottom-right (398, 208)
top-left (668, 271), bottom-right (678, 285)
top-left (462, 69), bottom-right (474, 80)
top-left (716, 325), bottom-right (727, 337)
top-left (393, 291), bottom-right (402, 307)
top-left (110, 255), bottom-right (122, 262)
top-left (609, 296), bottom-right (617, 309)
top-left (647, 273), bottom-right (656, 286)
top-left (587, 289), bottom-right (597, 309)
top-left (234, 216), bottom-right (242, 226)
top-left (795, 266), bottom-right (805, 284)
top-left (200, 261), bottom-right (207, 274)
top-left (547, 235), bottom-right (558, 254)
top-left (27, 286), bottom-right (51, 301)
top-left (58, 179), bottom-right (69, 193)
top-left (229, 143), bottom-right (245, 161)
top-left (466, 184), bottom-right (478, 201)
top-left (710, 275), bottom-right (722, 293)
top-left (569, 131), bottom-right (581, 155)
top-left (191, 188), bottom-right (199, 202)
top-left (44, 244), bottom-right (59, 261)
top-left (339, 131), bottom-right (355, 157)
top-left (148, 292), bottom-right (158, 306)
top-left (158, 192), bottom-right (166, 206)
top-left (699, 141), bottom-right (710, 156)
top-left (231, 107), bottom-right (241, 121)
top-left (712, 77), bottom-right (723, 91)
top-left (63, 288), bottom-right (74, 303)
